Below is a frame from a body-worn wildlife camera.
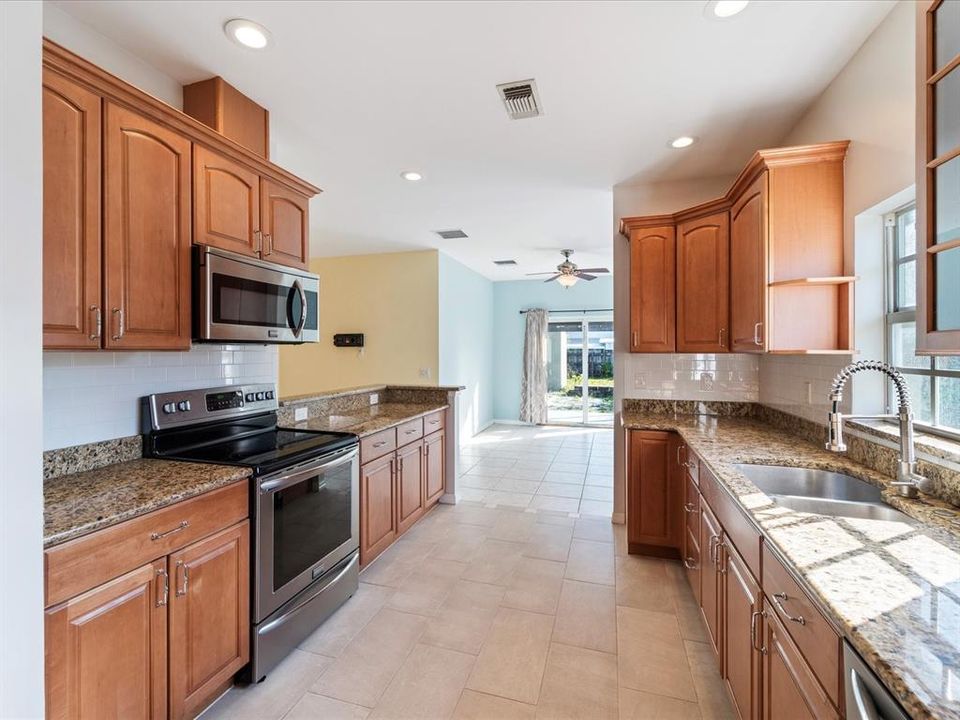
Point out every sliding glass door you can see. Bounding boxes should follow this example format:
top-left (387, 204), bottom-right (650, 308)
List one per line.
top-left (545, 314), bottom-right (613, 426)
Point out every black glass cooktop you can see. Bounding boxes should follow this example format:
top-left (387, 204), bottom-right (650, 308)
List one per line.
top-left (146, 413), bottom-right (357, 476)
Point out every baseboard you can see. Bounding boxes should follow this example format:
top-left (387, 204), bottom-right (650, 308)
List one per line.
top-left (490, 418), bottom-right (535, 426)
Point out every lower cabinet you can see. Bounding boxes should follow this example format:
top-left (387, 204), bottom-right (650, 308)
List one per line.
top-left (626, 430), bottom-right (683, 556)
top-left (45, 560), bottom-right (168, 720)
top-left (699, 504), bottom-right (723, 662)
top-left (44, 515), bottom-right (250, 720)
top-left (396, 441), bottom-right (425, 534)
top-left (424, 428), bottom-right (446, 505)
top-left (722, 541), bottom-right (762, 720)
top-left (359, 452), bottom-right (398, 566)
top-left (169, 522), bottom-right (250, 719)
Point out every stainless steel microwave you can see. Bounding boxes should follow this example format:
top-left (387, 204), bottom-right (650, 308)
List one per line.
top-left (194, 246), bottom-right (319, 344)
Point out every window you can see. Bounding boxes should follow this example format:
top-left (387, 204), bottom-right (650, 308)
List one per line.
top-left (885, 204), bottom-right (960, 438)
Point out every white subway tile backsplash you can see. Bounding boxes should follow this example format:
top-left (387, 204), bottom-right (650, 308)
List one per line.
top-left (42, 344), bottom-right (279, 450)
top-left (758, 354), bottom-right (852, 424)
top-left (619, 353), bottom-right (760, 403)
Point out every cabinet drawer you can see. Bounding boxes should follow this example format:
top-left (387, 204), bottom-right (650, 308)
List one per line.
top-left (361, 427), bottom-right (397, 463)
top-left (423, 410), bottom-right (444, 434)
top-left (684, 474), bottom-right (700, 539)
top-left (45, 481), bottom-right (248, 608)
top-left (397, 418), bottom-right (424, 446)
top-left (762, 544), bottom-right (841, 708)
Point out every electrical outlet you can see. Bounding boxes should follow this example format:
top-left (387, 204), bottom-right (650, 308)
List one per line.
top-left (294, 407), bottom-right (308, 422)
top-left (700, 372), bottom-right (715, 392)
top-left (805, 381), bottom-right (813, 405)
top-left (419, 368), bottom-right (431, 379)
top-left (370, 392), bottom-right (379, 405)
top-left (634, 372), bottom-right (647, 389)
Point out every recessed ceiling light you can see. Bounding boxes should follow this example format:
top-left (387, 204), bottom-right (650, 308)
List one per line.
top-left (401, 171), bottom-right (423, 182)
top-left (704, 0), bottom-right (750, 19)
top-left (224, 19), bottom-right (271, 50)
top-left (670, 136), bottom-right (697, 149)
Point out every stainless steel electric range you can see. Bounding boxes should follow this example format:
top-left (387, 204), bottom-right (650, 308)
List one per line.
top-left (142, 383), bottom-right (360, 682)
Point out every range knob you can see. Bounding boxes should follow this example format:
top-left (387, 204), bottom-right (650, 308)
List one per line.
top-left (245, 393), bottom-right (255, 402)
top-left (162, 402), bottom-right (177, 414)
top-left (255, 392), bottom-right (265, 401)
top-left (266, 390), bottom-right (275, 400)
top-left (177, 400), bottom-right (191, 412)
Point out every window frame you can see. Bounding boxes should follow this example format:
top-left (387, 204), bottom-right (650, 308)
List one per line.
top-left (884, 202), bottom-right (960, 441)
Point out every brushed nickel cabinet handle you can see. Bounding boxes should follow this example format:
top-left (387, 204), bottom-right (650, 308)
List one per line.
top-left (708, 535), bottom-right (719, 564)
top-left (676, 445), bottom-right (684, 466)
top-left (683, 557), bottom-right (698, 570)
top-left (632, 331), bottom-right (638, 347)
top-left (750, 610), bottom-right (763, 652)
top-left (111, 308), bottom-right (124, 340)
top-left (263, 233), bottom-right (273, 256)
top-left (254, 229), bottom-right (263, 253)
top-left (404, 429), bottom-right (418, 435)
top-left (372, 440), bottom-right (388, 448)
top-left (429, 419), bottom-right (440, 425)
top-left (89, 306), bottom-right (102, 340)
top-left (719, 327), bottom-right (726, 347)
top-left (684, 502), bottom-right (696, 513)
top-left (155, 568), bottom-right (169, 607)
top-left (150, 520), bottom-right (188, 541)
top-left (753, 322), bottom-right (763, 347)
top-left (175, 560), bottom-right (189, 597)
top-left (772, 592), bottom-right (805, 625)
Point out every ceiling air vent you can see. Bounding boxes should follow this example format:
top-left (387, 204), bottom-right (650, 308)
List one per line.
top-left (493, 259), bottom-right (517, 266)
top-left (434, 229), bottom-right (469, 240)
top-left (496, 79), bottom-right (542, 120)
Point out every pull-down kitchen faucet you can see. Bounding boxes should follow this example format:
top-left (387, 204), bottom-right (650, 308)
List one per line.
top-left (825, 360), bottom-right (931, 498)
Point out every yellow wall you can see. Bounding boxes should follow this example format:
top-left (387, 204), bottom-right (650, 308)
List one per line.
top-left (280, 250), bottom-right (439, 397)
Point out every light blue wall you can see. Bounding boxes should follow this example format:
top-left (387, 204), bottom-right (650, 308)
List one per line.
top-left (492, 277), bottom-right (614, 420)
top-left (438, 253), bottom-right (494, 439)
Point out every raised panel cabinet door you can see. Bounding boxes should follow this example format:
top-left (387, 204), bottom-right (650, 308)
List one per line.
top-left (761, 601), bottom-right (839, 720)
top-left (677, 212), bottom-right (730, 352)
top-left (723, 543), bottom-right (762, 720)
top-left (730, 173), bottom-right (768, 353)
top-left (629, 226), bottom-right (676, 352)
top-left (699, 504), bottom-right (723, 663)
top-left (45, 559), bottom-right (168, 720)
top-left (424, 429), bottom-right (446, 506)
top-left (260, 178), bottom-right (309, 269)
top-left (193, 145), bottom-right (261, 257)
top-left (360, 454), bottom-right (398, 566)
top-left (627, 430), bottom-right (678, 552)
top-left (684, 525), bottom-right (701, 604)
top-left (103, 103), bottom-right (192, 350)
top-left (42, 68), bottom-right (102, 349)
top-left (397, 441), bottom-right (425, 534)
top-left (168, 521), bottom-right (250, 720)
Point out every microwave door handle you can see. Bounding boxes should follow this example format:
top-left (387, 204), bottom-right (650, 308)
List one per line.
top-left (288, 279), bottom-right (308, 338)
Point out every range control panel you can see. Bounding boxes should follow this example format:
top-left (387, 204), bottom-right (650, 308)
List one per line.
top-left (145, 383), bottom-right (279, 431)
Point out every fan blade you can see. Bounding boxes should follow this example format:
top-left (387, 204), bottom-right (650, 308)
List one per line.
top-left (576, 273), bottom-right (597, 281)
top-left (543, 274), bottom-right (561, 283)
top-left (576, 268), bottom-right (610, 274)
top-left (525, 271), bottom-right (559, 276)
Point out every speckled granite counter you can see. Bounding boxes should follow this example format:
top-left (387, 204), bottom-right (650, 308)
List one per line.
top-left (44, 459), bottom-right (251, 549)
top-left (621, 411), bottom-right (960, 720)
top-left (292, 402), bottom-right (448, 438)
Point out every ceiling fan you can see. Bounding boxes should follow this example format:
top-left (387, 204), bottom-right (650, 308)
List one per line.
top-left (526, 250), bottom-right (610, 288)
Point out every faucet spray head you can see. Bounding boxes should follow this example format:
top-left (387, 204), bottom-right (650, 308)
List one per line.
top-left (826, 391), bottom-right (846, 452)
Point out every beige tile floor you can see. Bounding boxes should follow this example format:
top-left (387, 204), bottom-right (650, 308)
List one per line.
top-left (202, 425), bottom-right (733, 720)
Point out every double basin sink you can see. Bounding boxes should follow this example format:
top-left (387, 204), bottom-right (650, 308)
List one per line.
top-left (733, 464), bottom-right (915, 524)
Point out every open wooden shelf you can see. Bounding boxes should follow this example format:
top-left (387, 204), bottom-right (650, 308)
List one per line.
top-left (768, 276), bottom-right (856, 287)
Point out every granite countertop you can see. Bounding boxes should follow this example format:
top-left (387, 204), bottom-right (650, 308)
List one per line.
top-left (293, 402), bottom-right (448, 438)
top-left (44, 459), bottom-right (252, 549)
top-left (280, 384), bottom-right (463, 406)
top-left (621, 411), bottom-right (960, 720)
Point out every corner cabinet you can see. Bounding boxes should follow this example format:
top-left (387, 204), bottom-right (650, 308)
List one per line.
top-left (916, 0), bottom-right (960, 354)
top-left (626, 430), bottom-right (683, 557)
top-left (620, 142), bottom-right (852, 354)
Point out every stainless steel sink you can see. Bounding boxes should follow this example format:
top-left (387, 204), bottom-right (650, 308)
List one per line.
top-left (733, 464), bottom-right (915, 524)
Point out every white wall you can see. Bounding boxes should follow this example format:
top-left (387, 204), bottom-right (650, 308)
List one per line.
top-left (0, 2), bottom-right (45, 716)
top-left (43, 346), bottom-right (279, 450)
top-left (438, 253), bottom-right (494, 440)
top-left (760, 0), bottom-right (916, 423)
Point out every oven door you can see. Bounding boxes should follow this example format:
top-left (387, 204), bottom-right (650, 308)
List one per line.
top-left (255, 446), bottom-right (359, 620)
top-left (196, 246), bottom-right (319, 343)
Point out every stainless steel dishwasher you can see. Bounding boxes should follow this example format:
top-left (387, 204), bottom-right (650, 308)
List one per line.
top-left (844, 642), bottom-right (909, 720)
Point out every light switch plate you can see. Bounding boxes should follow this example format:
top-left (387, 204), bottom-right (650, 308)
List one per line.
top-left (634, 372), bottom-right (647, 389)
top-left (370, 393), bottom-right (379, 405)
top-left (294, 407), bottom-right (308, 422)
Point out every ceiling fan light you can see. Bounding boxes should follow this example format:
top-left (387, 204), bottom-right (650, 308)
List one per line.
top-left (556, 274), bottom-right (578, 288)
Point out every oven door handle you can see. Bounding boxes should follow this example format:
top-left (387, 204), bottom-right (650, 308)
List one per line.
top-left (259, 447), bottom-right (358, 494)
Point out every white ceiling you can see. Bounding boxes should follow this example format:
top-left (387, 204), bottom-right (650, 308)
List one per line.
top-left (50, 0), bottom-right (893, 280)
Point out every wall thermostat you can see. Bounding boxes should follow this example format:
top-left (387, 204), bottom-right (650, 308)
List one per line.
top-left (333, 333), bottom-right (364, 347)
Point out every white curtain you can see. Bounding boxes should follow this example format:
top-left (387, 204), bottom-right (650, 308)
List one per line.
top-left (519, 309), bottom-right (549, 424)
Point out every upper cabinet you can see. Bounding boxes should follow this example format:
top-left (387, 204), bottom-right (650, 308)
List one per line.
top-left (917, 0), bottom-right (960, 354)
top-left (41, 39), bottom-right (321, 350)
top-left (627, 225), bottom-right (676, 352)
top-left (620, 142), bottom-right (851, 355)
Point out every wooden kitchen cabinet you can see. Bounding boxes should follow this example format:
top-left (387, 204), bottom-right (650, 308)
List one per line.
top-left (677, 212), bottom-right (730, 352)
top-left (627, 226), bottom-right (676, 352)
top-left (730, 174), bottom-right (768, 353)
top-left (424, 428), bottom-right (446, 507)
top-left (723, 541), bottom-right (762, 720)
top-left (359, 453), bottom-right (398, 566)
top-left (103, 102), bottom-right (192, 350)
top-left (193, 145), bottom-right (262, 258)
top-left (761, 600), bottom-right (840, 720)
top-left (260, 178), bottom-right (310, 270)
top-left (699, 504), bottom-right (723, 662)
top-left (168, 521), bottom-right (250, 720)
top-left (42, 68), bottom-right (102, 350)
top-left (45, 560), bottom-right (168, 720)
top-left (396, 440), bottom-right (425, 534)
top-left (626, 430), bottom-right (681, 557)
